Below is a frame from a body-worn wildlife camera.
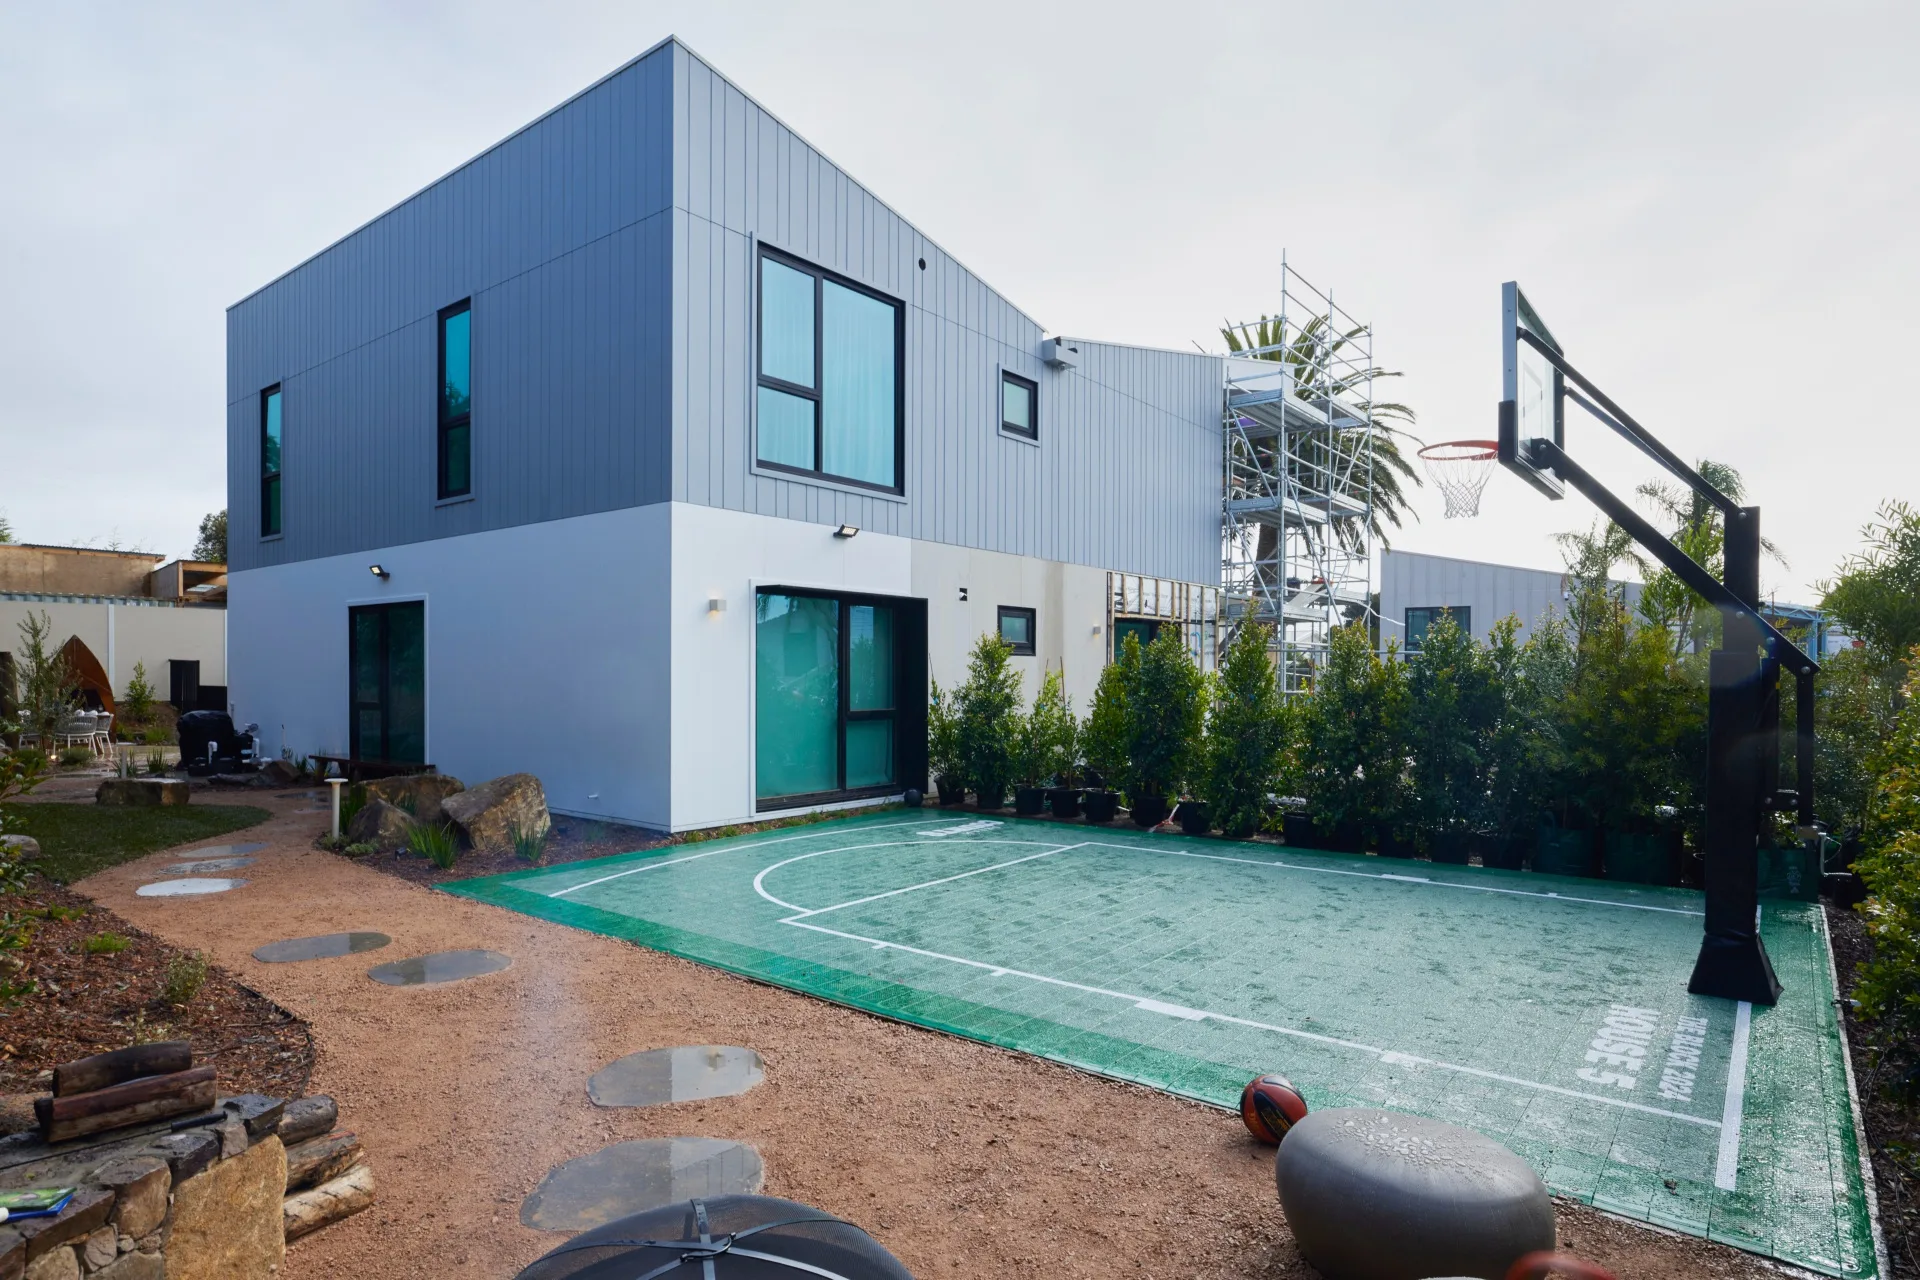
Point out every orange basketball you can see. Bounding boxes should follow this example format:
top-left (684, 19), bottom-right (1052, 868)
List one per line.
top-left (1240, 1074), bottom-right (1309, 1145)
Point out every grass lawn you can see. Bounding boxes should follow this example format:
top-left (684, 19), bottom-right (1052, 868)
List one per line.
top-left (2, 802), bottom-right (272, 883)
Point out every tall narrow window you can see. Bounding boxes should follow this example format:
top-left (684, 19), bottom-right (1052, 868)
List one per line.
top-left (1000, 371), bottom-right (1037, 440)
top-left (756, 249), bottom-right (903, 493)
top-left (349, 602), bottom-right (426, 765)
top-left (260, 386), bottom-right (282, 537)
top-left (438, 301), bottom-right (472, 499)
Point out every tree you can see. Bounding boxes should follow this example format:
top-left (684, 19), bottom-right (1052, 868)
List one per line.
top-left (14, 612), bottom-right (76, 745)
top-left (1299, 623), bottom-right (1409, 836)
top-left (927, 679), bottom-right (961, 787)
top-left (0, 511), bottom-right (12, 543)
top-left (1821, 499), bottom-right (1920, 679)
top-left (1127, 627), bottom-right (1206, 804)
top-left (1851, 646), bottom-right (1920, 1036)
top-left (954, 633), bottom-right (1024, 805)
top-left (192, 509), bottom-right (228, 564)
top-left (1633, 460), bottom-right (1781, 656)
top-left (1083, 635), bottom-right (1139, 794)
top-left (122, 660), bottom-right (157, 727)
top-left (1404, 612), bottom-right (1499, 840)
top-left (1013, 668), bottom-right (1077, 788)
top-left (1202, 621), bottom-right (1285, 837)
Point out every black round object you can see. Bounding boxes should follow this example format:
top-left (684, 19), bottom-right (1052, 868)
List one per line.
top-left (514, 1195), bottom-right (913, 1279)
top-left (902, 788), bottom-right (923, 808)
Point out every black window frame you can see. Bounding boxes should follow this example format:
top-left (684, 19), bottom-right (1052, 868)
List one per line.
top-left (997, 606), bottom-right (1038, 656)
top-left (754, 246), bottom-right (906, 495)
top-left (1404, 605), bottom-right (1470, 651)
top-left (437, 299), bottom-right (472, 500)
top-left (348, 601), bottom-right (427, 766)
top-left (259, 385), bottom-right (282, 538)
top-left (1000, 369), bottom-right (1038, 441)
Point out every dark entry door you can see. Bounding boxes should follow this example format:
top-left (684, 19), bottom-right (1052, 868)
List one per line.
top-left (349, 603), bottom-right (425, 764)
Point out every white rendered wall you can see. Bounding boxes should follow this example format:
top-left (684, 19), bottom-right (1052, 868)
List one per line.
top-left (228, 505), bottom-right (672, 827)
top-left (909, 541), bottom-right (1109, 710)
top-left (0, 599), bottom-right (225, 703)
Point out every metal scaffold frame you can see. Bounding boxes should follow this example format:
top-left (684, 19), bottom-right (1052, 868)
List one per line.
top-left (1221, 256), bottom-right (1380, 693)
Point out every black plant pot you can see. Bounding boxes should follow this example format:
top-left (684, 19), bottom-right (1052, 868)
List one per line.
top-left (1281, 812), bottom-right (1317, 848)
top-left (1429, 828), bottom-right (1472, 865)
top-left (1048, 787), bottom-right (1084, 819)
top-left (1376, 827), bottom-right (1418, 859)
top-left (1472, 830), bottom-right (1530, 871)
top-left (1082, 790), bottom-right (1119, 824)
top-left (974, 787), bottom-right (1008, 811)
top-left (1130, 793), bottom-right (1171, 828)
top-left (936, 776), bottom-right (965, 806)
top-left (1325, 821), bottom-right (1366, 854)
top-left (1014, 786), bottom-right (1047, 816)
top-left (1175, 801), bottom-right (1211, 836)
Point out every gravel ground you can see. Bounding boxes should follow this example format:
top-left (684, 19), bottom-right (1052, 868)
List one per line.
top-left (65, 791), bottom-right (1788, 1279)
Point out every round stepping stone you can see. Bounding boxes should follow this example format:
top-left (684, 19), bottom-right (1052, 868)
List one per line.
top-left (1275, 1108), bottom-right (1554, 1280)
top-left (180, 842), bottom-right (267, 859)
top-left (165, 856), bottom-right (256, 874)
top-left (253, 932), bottom-right (392, 963)
top-left (367, 948), bottom-right (511, 986)
top-left (589, 1045), bottom-right (765, 1108)
top-left (135, 878), bottom-right (246, 897)
top-left (520, 1138), bottom-right (763, 1233)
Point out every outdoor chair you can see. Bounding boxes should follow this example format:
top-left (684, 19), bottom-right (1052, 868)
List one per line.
top-left (55, 713), bottom-right (98, 755)
top-left (91, 713), bottom-right (114, 756)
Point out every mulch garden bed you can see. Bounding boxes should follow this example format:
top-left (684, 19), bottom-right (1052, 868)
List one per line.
top-left (1828, 900), bottom-right (1918, 1277)
top-left (0, 874), bottom-right (314, 1125)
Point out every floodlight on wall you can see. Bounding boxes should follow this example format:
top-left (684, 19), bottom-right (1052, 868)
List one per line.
top-left (369, 564), bottom-right (390, 580)
top-left (833, 524), bottom-right (859, 539)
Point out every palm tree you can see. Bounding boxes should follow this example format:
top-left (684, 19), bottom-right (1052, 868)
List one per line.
top-left (1633, 460), bottom-right (1784, 655)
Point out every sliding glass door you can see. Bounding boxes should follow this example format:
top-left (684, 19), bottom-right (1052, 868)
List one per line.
top-left (349, 602), bottom-right (425, 765)
top-left (756, 591), bottom-right (903, 809)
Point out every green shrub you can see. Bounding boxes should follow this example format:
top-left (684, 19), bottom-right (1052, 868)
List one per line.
top-left (927, 679), bottom-right (962, 787)
top-left (0, 839), bottom-right (37, 1004)
top-left (121, 662), bottom-right (156, 724)
top-left (511, 820), bottom-right (548, 865)
top-left (141, 725), bottom-right (169, 745)
top-left (84, 931), bottom-right (129, 955)
top-left (1202, 621), bottom-right (1285, 838)
top-left (338, 784), bottom-right (367, 831)
top-left (954, 633), bottom-right (1024, 804)
top-left (1299, 624), bottom-right (1409, 836)
top-left (1853, 647), bottom-right (1920, 1035)
top-left (1013, 668), bottom-right (1077, 788)
top-left (162, 950), bottom-right (209, 1006)
top-left (408, 822), bottom-right (458, 869)
top-left (58, 747), bottom-right (92, 768)
top-left (1128, 629), bottom-right (1205, 805)
top-left (1403, 612), bottom-right (1500, 840)
top-left (1082, 634), bottom-right (1139, 793)
top-left (144, 749), bottom-right (167, 775)
top-left (343, 842), bottom-right (376, 858)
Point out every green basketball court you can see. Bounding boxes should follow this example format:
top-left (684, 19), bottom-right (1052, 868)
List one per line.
top-left (447, 811), bottom-right (1881, 1276)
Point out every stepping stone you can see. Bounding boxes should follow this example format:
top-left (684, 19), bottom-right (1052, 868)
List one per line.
top-left (166, 856), bottom-right (256, 874)
top-left (136, 878), bottom-right (246, 897)
top-left (183, 842), bottom-right (268, 859)
top-left (367, 948), bottom-right (511, 986)
top-left (589, 1045), bottom-right (765, 1108)
top-left (520, 1138), bottom-right (763, 1233)
top-left (253, 932), bottom-right (393, 963)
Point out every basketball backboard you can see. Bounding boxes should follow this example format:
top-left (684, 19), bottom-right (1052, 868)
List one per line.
top-left (1499, 282), bottom-right (1565, 499)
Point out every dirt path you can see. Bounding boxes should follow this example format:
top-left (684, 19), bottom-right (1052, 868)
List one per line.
top-left (74, 793), bottom-right (1775, 1279)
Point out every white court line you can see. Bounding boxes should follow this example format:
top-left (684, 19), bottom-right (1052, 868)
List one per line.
top-left (1715, 1001), bottom-right (1753, 1190)
top-left (546, 819), bottom-right (946, 898)
top-left (750, 838), bottom-right (1060, 913)
top-left (782, 915), bottom-right (1722, 1129)
top-left (783, 844), bottom-right (1089, 919)
top-left (1089, 843), bottom-right (1706, 917)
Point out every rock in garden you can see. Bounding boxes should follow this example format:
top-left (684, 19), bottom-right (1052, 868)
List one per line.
top-left (0, 834), bottom-right (38, 861)
top-left (363, 774), bottom-right (465, 824)
top-left (93, 1156), bottom-right (170, 1239)
top-left (442, 773), bottom-right (548, 854)
top-left (258, 760), bottom-right (299, 786)
top-left (95, 779), bottom-right (189, 808)
top-left (163, 1135), bottom-right (285, 1280)
top-left (344, 798), bottom-right (416, 852)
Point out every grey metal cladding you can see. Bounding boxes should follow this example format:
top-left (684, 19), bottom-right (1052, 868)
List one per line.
top-left (225, 37), bottom-right (1222, 585)
top-left (225, 42), bottom-right (676, 572)
top-left (671, 43), bottom-right (1222, 585)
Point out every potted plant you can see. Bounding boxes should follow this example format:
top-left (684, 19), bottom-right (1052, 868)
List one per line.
top-left (1126, 628), bottom-right (1204, 828)
top-left (1080, 635), bottom-right (1138, 824)
top-left (927, 679), bottom-right (965, 805)
top-left (1298, 624), bottom-right (1408, 855)
top-left (1199, 621), bottom-right (1286, 839)
top-left (955, 632), bottom-right (1022, 810)
top-left (1404, 613), bottom-right (1498, 865)
top-left (1011, 668), bottom-right (1076, 817)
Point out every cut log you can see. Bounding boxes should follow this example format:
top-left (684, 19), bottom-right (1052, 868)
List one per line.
top-left (34, 1069), bottom-right (218, 1142)
top-left (285, 1132), bottom-right (362, 1192)
top-left (283, 1163), bottom-right (375, 1241)
top-left (52, 1042), bottom-right (192, 1097)
top-left (276, 1095), bottom-right (338, 1147)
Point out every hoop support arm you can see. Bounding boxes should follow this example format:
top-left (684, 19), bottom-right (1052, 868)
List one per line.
top-left (1517, 329), bottom-right (1740, 519)
top-left (1529, 440), bottom-right (1819, 676)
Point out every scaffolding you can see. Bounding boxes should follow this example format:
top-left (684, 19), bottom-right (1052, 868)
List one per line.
top-left (1221, 257), bottom-right (1382, 693)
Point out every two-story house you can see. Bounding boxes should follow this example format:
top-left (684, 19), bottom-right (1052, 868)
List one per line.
top-left (226, 37), bottom-right (1225, 832)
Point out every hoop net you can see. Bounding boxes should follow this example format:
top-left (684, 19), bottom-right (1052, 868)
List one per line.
top-left (1418, 440), bottom-right (1499, 518)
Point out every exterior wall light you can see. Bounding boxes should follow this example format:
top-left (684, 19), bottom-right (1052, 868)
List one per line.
top-left (833, 524), bottom-right (859, 539)
top-left (707, 596), bottom-right (727, 613)
top-left (369, 565), bottom-right (390, 580)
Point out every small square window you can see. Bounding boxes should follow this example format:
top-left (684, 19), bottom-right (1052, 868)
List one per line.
top-left (1405, 606), bottom-right (1470, 650)
top-left (998, 606), bottom-right (1037, 656)
top-left (1001, 371), bottom-right (1037, 440)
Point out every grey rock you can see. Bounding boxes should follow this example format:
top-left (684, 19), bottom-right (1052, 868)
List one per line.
top-left (220, 1095), bottom-right (286, 1140)
top-left (146, 1130), bottom-right (218, 1185)
top-left (442, 773), bottom-right (548, 854)
top-left (93, 1157), bottom-right (169, 1241)
top-left (275, 1096), bottom-right (338, 1148)
top-left (81, 1228), bottom-right (116, 1271)
top-left (94, 779), bottom-right (189, 808)
top-left (344, 798), bottom-right (415, 852)
top-left (0, 834), bottom-right (38, 862)
top-left (21, 1244), bottom-right (76, 1280)
top-left (88, 1254), bottom-right (161, 1280)
top-left (362, 774), bottom-right (464, 825)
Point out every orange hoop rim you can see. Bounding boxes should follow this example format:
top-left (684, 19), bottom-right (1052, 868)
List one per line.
top-left (1417, 439), bottom-right (1500, 462)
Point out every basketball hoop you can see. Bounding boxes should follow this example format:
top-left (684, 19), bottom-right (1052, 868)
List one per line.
top-left (1418, 439), bottom-right (1499, 518)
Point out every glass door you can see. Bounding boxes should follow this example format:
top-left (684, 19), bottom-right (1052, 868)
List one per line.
top-left (349, 602), bottom-right (425, 764)
top-left (756, 592), bottom-right (898, 808)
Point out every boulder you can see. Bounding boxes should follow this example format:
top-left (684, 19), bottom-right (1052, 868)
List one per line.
top-left (442, 773), bottom-right (548, 855)
top-left (0, 834), bottom-right (38, 862)
top-left (162, 1135), bottom-right (285, 1280)
top-left (93, 1156), bottom-right (170, 1240)
top-left (344, 799), bottom-right (415, 852)
top-left (94, 779), bottom-right (189, 808)
top-left (258, 760), bottom-right (299, 786)
top-left (363, 774), bottom-right (465, 825)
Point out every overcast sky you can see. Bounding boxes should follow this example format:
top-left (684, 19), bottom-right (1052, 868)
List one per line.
top-left (3, 1), bottom-right (1914, 601)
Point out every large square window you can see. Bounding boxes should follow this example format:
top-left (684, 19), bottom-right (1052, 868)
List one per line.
top-left (1001, 370), bottom-right (1037, 440)
top-left (756, 250), bottom-right (902, 493)
top-left (998, 606), bottom-right (1037, 656)
top-left (438, 300), bottom-right (472, 499)
top-left (260, 386), bottom-right (282, 537)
